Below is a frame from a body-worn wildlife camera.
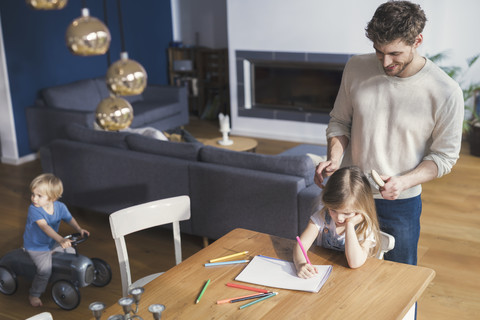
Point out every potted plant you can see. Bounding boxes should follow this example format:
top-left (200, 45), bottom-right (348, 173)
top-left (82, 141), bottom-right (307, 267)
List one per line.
top-left (428, 52), bottom-right (480, 156)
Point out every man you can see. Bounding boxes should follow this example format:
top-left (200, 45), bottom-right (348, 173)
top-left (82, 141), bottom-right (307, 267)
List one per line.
top-left (315, 1), bottom-right (464, 265)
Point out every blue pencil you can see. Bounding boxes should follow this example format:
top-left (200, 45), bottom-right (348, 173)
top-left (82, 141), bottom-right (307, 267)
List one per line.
top-left (239, 292), bottom-right (278, 309)
top-left (204, 259), bottom-right (250, 267)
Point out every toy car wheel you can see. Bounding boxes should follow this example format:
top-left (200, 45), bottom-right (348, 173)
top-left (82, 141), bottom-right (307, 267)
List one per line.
top-left (51, 279), bottom-right (80, 310)
top-left (91, 258), bottom-right (112, 287)
top-left (0, 266), bottom-right (17, 295)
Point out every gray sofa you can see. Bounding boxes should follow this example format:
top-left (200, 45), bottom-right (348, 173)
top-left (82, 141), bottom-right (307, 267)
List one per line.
top-left (40, 124), bottom-right (326, 240)
top-left (26, 77), bottom-right (189, 151)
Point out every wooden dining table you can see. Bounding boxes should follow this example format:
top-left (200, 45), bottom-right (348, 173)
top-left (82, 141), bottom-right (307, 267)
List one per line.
top-left (97, 228), bottom-right (435, 319)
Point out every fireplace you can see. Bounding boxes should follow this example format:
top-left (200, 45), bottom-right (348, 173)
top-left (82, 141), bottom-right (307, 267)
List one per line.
top-left (236, 50), bottom-right (351, 124)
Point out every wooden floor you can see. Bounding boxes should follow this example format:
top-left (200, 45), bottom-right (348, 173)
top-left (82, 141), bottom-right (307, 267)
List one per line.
top-left (0, 117), bottom-right (479, 319)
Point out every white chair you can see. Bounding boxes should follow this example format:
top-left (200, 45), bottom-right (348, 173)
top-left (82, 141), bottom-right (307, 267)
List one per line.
top-left (376, 231), bottom-right (414, 320)
top-left (109, 195), bottom-right (191, 297)
top-left (376, 231), bottom-right (395, 259)
top-left (25, 312), bottom-right (53, 320)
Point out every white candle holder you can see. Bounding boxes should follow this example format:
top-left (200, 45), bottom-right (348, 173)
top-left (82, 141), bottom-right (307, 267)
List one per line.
top-left (218, 113), bottom-right (233, 146)
top-left (218, 128), bottom-right (233, 146)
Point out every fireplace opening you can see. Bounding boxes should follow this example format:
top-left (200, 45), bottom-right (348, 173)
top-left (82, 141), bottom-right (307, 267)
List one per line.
top-left (236, 50), bottom-right (351, 124)
top-left (252, 61), bottom-right (343, 113)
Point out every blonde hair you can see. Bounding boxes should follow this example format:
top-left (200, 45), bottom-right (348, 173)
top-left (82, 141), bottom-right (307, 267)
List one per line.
top-left (321, 166), bottom-right (381, 256)
top-left (30, 173), bottom-right (63, 201)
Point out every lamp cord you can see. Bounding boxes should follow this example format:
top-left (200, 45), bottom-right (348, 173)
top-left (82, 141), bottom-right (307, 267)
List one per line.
top-left (103, 0), bottom-right (111, 66)
top-left (116, 0), bottom-right (127, 53)
top-left (81, 0), bottom-right (87, 9)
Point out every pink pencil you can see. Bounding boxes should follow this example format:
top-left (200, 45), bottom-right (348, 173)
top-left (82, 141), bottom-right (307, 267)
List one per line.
top-left (226, 283), bottom-right (269, 293)
top-left (296, 236), bottom-right (311, 265)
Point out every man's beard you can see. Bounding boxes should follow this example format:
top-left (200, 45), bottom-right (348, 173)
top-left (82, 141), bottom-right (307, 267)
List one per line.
top-left (384, 51), bottom-right (414, 77)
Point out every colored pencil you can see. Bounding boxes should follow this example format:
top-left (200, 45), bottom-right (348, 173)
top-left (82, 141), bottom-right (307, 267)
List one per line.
top-left (217, 293), bottom-right (267, 304)
top-left (226, 283), bottom-right (269, 293)
top-left (209, 251), bottom-right (249, 263)
top-left (230, 292), bottom-right (273, 303)
top-left (195, 279), bottom-right (210, 304)
top-left (204, 259), bottom-right (250, 267)
top-left (296, 236), bottom-right (311, 265)
top-left (239, 292), bottom-right (278, 309)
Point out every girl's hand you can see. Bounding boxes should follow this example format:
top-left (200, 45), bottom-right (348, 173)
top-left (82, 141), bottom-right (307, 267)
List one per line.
top-left (296, 263), bottom-right (318, 279)
top-left (346, 212), bottom-right (364, 227)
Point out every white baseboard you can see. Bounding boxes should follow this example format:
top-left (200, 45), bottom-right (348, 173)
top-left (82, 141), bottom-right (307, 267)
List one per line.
top-left (1, 152), bottom-right (38, 165)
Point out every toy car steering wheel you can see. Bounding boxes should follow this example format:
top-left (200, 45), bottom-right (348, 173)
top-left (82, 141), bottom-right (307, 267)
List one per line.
top-left (64, 233), bottom-right (88, 246)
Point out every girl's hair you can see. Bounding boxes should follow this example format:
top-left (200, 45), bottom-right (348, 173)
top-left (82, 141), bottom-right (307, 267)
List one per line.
top-left (365, 1), bottom-right (427, 46)
top-left (321, 166), bottom-right (381, 256)
top-left (30, 173), bottom-right (63, 201)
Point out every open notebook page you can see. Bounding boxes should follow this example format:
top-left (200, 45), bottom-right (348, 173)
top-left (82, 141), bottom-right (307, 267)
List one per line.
top-left (235, 255), bottom-right (332, 293)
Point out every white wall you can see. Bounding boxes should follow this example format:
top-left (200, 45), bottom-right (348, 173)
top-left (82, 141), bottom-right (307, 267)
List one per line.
top-left (172, 0), bottom-right (228, 48)
top-left (0, 16), bottom-right (19, 164)
top-left (227, 0), bottom-right (480, 144)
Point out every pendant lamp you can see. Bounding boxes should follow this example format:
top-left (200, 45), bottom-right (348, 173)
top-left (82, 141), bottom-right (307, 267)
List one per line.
top-left (26, 0), bottom-right (68, 10)
top-left (106, 52), bottom-right (147, 96)
top-left (65, 7), bottom-right (111, 56)
top-left (95, 96), bottom-right (134, 131)
top-left (105, 0), bottom-right (147, 96)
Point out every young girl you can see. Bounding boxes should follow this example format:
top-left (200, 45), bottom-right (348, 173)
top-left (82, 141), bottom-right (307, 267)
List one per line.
top-left (23, 173), bottom-right (89, 307)
top-left (294, 166), bottom-right (381, 277)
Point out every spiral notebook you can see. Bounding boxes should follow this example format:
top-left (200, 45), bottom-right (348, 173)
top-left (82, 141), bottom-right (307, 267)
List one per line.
top-left (235, 255), bottom-right (332, 293)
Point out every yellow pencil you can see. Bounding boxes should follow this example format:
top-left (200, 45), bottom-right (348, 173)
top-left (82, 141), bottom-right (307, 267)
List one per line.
top-left (209, 251), bottom-right (248, 263)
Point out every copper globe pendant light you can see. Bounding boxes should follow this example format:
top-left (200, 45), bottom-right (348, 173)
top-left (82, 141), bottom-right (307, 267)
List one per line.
top-left (106, 51), bottom-right (147, 96)
top-left (95, 0), bottom-right (146, 131)
top-left (95, 96), bottom-right (134, 131)
top-left (26, 0), bottom-right (68, 10)
top-left (65, 1), bottom-right (111, 56)
top-left (105, 0), bottom-right (147, 96)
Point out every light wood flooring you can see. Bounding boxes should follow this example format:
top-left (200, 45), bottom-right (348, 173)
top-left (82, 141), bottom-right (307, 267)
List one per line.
top-left (0, 117), bottom-right (479, 319)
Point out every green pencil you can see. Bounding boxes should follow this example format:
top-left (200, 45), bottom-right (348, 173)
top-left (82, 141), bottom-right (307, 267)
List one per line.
top-left (196, 279), bottom-right (211, 304)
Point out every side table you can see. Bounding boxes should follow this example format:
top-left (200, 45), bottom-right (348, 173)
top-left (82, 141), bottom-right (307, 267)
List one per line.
top-left (202, 136), bottom-right (258, 152)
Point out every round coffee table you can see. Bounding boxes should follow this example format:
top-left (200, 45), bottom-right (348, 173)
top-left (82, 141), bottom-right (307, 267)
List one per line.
top-left (202, 136), bottom-right (258, 152)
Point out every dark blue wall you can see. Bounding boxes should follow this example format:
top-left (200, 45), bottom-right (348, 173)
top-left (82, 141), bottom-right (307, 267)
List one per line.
top-left (0, 0), bottom-right (172, 157)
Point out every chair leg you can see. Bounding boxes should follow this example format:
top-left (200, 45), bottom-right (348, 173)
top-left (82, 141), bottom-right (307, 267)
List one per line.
top-left (202, 237), bottom-right (209, 248)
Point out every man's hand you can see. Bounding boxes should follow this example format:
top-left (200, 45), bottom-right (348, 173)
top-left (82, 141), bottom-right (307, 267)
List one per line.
top-left (378, 175), bottom-right (406, 200)
top-left (314, 160), bottom-right (340, 188)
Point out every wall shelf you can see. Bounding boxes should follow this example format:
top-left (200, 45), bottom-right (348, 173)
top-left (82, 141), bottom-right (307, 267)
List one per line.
top-left (168, 47), bottom-right (229, 118)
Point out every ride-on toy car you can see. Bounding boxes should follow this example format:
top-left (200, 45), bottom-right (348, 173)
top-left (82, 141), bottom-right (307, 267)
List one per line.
top-left (0, 233), bottom-right (111, 310)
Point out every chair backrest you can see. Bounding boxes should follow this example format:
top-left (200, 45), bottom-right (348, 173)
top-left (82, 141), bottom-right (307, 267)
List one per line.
top-left (109, 195), bottom-right (191, 296)
top-left (376, 231), bottom-right (395, 259)
top-left (25, 312), bottom-right (53, 320)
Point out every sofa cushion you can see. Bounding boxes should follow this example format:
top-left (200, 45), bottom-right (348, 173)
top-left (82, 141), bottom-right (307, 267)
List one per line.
top-left (126, 134), bottom-right (202, 161)
top-left (65, 124), bottom-right (130, 149)
top-left (130, 100), bottom-right (181, 127)
top-left (199, 146), bottom-right (315, 185)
